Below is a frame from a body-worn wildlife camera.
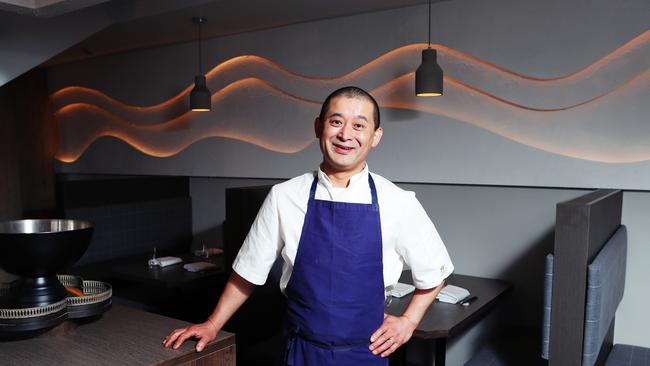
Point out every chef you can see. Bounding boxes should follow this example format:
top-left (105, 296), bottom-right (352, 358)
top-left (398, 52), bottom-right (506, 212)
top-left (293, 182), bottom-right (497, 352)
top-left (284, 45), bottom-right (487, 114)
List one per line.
top-left (164, 86), bottom-right (453, 365)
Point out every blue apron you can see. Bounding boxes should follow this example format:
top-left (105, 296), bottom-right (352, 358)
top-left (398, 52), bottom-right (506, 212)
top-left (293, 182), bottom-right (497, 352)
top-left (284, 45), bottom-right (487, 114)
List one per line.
top-left (282, 174), bottom-right (387, 366)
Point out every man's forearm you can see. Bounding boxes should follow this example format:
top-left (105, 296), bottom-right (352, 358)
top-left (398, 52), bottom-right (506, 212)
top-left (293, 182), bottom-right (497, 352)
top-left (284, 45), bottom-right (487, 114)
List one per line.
top-left (401, 281), bottom-right (445, 326)
top-left (206, 271), bottom-right (256, 331)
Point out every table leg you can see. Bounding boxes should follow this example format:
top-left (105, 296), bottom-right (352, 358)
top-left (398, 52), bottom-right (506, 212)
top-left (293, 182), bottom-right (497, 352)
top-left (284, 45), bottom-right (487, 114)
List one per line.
top-left (435, 338), bottom-right (446, 366)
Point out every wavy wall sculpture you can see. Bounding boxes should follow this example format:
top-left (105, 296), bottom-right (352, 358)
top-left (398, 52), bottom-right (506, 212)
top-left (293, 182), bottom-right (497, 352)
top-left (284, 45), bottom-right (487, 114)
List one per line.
top-left (53, 30), bottom-right (650, 165)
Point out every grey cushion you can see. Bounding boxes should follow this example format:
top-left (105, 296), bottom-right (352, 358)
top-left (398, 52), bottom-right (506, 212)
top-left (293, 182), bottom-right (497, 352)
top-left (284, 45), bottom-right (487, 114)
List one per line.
top-left (541, 253), bottom-right (553, 360)
top-left (541, 226), bottom-right (628, 364)
top-left (583, 226), bottom-right (628, 366)
top-left (606, 344), bottom-right (650, 366)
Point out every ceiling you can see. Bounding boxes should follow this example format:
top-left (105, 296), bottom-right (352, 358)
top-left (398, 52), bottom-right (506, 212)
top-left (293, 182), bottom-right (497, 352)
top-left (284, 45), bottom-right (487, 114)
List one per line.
top-left (0, 0), bottom-right (109, 17)
top-left (27, 0), bottom-right (444, 65)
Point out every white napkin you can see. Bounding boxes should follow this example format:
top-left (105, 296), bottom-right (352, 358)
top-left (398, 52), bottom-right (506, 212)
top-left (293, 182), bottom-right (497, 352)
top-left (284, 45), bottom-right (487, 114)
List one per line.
top-left (390, 282), bottom-right (416, 298)
top-left (148, 256), bottom-right (182, 267)
top-left (436, 284), bottom-right (470, 304)
top-left (183, 262), bottom-right (217, 272)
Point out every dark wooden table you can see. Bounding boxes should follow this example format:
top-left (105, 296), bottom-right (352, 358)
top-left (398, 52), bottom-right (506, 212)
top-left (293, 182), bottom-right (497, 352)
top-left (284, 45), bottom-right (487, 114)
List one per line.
top-left (71, 253), bottom-right (226, 324)
top-left (386, 272), bottom-right (511, 366)
top-left (109, 253), bottom-right (225, 288)
top-left (71, 252), bottom-right (225, 288)
top-left (0, 304), bottom-right (235, 366)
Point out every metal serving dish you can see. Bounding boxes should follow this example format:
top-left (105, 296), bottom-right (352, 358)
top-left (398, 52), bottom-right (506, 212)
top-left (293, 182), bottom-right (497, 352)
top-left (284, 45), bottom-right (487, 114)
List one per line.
top-left (0, 219), bottom-right (94, 307)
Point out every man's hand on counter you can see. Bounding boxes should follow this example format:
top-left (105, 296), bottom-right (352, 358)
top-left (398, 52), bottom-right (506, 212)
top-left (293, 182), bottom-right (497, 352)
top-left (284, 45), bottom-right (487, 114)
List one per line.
top-left (163, 320), bottom-right (218, 352)
top-left (162, 272), bottom-right (256, 353)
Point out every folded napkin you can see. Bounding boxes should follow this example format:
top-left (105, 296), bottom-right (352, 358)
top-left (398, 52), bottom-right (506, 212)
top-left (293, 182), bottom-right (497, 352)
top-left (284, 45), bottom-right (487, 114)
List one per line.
top-left (183, 261), bottom-right (217, 272)
top-left (390, 282), bottom-right (416, 298)
top-left (436, 284), bottom-right (471, 304)
top-left (148, 256), bottom-right (182, 267)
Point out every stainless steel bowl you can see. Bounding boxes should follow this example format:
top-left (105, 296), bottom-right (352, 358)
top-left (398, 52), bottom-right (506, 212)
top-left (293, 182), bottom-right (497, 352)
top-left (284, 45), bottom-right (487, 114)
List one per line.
top-left (0, 219), bottom-right (92, 235)
top-left (0, 219), bottom-right (94, 307)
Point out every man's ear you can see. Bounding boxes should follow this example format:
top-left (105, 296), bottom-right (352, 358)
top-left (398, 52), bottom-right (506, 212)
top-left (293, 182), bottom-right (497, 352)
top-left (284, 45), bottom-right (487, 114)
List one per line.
top-left (314, 117), bottom-right (322, 138)
top-left (371, 127), bottom-right (383, 148)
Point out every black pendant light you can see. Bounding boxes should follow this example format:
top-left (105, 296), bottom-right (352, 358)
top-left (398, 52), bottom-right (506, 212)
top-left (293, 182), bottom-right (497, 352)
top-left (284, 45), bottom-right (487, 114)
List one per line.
top-left (415, 0), bottom-right (443, 97)
top-left (190, 17), bottom-right (211, 112)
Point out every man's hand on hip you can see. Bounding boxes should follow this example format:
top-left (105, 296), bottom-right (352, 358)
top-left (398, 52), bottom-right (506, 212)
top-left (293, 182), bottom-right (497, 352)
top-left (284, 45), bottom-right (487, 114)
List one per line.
top-left (369, 314), bottom-right (417, 358)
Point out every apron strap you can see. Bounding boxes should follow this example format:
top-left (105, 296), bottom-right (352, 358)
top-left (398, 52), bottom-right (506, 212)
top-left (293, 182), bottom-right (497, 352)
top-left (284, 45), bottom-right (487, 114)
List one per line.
top-left (309, 173), bottom-right (318, 201)
top-left (368, 174), bottom-right (378, 206)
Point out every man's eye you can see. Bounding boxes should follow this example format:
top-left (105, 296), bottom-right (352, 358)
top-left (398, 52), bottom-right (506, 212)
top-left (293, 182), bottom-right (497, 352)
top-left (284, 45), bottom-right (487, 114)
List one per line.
top-left (354, 123), bottom-right (366, 130)
top-left (330, 120), bottom-right (342, 126)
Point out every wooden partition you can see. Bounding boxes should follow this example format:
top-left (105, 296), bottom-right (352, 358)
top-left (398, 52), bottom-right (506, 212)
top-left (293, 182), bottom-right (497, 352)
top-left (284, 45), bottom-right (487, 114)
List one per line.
top-left (549, 189), bottom-right (622, 366)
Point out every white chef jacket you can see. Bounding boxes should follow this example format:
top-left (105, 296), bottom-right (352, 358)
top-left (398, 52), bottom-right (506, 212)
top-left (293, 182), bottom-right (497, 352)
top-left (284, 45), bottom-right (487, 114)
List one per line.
top-left (232, 165), bottom-right (454, 296)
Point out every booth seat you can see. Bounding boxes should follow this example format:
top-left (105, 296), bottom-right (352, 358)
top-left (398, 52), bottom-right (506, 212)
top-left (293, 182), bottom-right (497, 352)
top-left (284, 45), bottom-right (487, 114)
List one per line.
top-left (467, 226), bottom-right (649, 366)
top-left (542, 226), bottom-right (650, 366)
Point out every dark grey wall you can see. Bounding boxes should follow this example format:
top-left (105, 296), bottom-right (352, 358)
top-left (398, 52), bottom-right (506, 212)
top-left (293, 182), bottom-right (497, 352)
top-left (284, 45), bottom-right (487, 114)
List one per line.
top-left (618, 192), bottom-right (650, 346)
top-left (0, 80), bottom-right (23, 220)
top-left (0, 68), bottom-right (59, 287)
top-left (0, 68), bottom-right (57, 221)
top-left (399, 184), bottom-right (585, 324)
top-left (190, 177), bottom-right (281, 247)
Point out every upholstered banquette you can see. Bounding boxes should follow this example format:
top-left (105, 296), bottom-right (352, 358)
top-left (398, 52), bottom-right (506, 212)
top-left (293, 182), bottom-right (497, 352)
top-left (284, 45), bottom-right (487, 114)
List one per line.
top-left (467, 190), bottom-right (650, 366)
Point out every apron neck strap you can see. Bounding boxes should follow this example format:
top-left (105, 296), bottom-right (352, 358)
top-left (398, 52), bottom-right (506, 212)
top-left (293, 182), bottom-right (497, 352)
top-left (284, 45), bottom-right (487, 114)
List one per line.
top-left (309, 172), bottom-right (379, 205)
top-left (368, 174), bottom-right (378, 205)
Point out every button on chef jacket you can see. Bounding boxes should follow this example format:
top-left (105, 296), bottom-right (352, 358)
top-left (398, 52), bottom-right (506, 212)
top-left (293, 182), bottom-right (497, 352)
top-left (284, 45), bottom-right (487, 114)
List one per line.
top-left (232, 165), bottom-right (454, 295)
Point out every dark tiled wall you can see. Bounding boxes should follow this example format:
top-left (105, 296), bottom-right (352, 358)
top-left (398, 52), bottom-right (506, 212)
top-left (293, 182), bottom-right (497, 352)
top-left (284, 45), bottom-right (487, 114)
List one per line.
top-left (1, 69), bottom-right (56, 221)
top-left (66, 197), bottom-right (192, 265)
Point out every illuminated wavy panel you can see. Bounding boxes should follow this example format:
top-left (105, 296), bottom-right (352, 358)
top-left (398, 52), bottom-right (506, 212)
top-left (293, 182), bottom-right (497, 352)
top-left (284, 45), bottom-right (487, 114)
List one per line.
top-left (51, 30), bottom-right (650, 123)
top-left (56, 78), bottom-right (319, 162)
top-left (438, 30), bottom-right (650, 108)
top-left (53, 30), bottom-right (650, 164)
top-left (374, 69), bottom-right (650, 163)
top-left (52, 86), bottom-right (190, 125)
top-left (56, 69), bottom-right (650, 164)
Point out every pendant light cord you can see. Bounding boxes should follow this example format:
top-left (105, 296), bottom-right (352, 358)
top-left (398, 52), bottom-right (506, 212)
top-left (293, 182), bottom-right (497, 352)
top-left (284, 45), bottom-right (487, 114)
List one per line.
top-left (427, 0), bottom-right (431, 49)
top-left (198, 21), bottom-right (203, 75)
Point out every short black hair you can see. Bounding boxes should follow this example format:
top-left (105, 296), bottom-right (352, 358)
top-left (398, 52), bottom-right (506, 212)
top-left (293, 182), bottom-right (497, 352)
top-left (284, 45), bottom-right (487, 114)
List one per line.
top-left (318, 86), bottom-right (380, 130)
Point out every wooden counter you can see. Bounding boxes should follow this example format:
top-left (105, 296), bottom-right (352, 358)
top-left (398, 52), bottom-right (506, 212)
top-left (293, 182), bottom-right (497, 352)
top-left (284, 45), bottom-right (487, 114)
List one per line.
top-left (0, 304), bottom-right (235, 366)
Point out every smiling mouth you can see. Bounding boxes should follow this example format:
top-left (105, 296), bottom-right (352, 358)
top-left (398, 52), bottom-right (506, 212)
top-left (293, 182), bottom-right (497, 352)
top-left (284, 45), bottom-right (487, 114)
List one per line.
top-left (333, 144), bottom-right (355, 153)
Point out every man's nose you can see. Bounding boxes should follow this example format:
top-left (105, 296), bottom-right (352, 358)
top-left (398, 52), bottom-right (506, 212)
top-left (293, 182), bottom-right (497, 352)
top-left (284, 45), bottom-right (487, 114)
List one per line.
top-left (337, 123), bottom-right (354, 140)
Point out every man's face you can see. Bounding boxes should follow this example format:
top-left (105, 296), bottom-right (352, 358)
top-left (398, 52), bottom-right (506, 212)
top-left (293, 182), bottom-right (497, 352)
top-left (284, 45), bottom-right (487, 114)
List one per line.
top-left (315, 96), bottom-right (383, 175)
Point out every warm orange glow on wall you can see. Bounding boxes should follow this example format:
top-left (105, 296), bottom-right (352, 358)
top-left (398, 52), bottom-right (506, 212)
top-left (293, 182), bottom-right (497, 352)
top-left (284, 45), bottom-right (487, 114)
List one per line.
top-left (52, 29), bottom-right (650, 122)
top-left (53, 30), bottom-right (650, 164)
top-left (55, 78), bottom-right (320, 163)
top-left (373, 68), bottom-right (650, 163)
